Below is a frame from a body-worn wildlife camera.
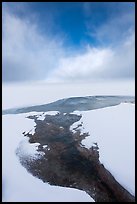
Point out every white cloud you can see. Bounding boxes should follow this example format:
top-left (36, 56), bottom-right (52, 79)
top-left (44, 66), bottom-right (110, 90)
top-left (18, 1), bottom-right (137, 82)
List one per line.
top-left (2, 5), bottom-right (65, 82)
top-left (47, 32), bottom-right (135, 82)
top-left (84, 2), bottom-right (135, 46)
top-left (88, 15), bottom-right (134, 46)
top-left (106, 32), bottom-right (135, 78)
top-left (47, 47), bottom-right (113, 82)
top-left (2, 3), bottom-right (135, 83)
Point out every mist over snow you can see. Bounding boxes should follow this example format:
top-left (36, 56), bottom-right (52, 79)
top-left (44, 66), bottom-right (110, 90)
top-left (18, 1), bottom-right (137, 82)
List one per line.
top-left (2, 80), bottom-right (135, 110)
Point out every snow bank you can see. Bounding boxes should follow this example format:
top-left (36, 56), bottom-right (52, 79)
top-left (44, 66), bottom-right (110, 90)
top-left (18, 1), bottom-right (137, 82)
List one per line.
top-left (70, 120), bottom-right (85, 135)
top-left (72, 103), bottom-right (135, 195)
top-left (2, 113), bottom-right (94, 202)
top-left (37, 111), bottom-right (59, 121)
top-left (16, 138), bottom-right (45, 161)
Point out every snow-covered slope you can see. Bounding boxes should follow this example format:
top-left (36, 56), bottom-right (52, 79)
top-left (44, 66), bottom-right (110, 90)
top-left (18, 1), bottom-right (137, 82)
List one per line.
top-left (70, 103), bottom-right (135, 195)
top-left (2, 112), bottom-right (94, 202)
top-left (2, 81), bottom-right (134, 202)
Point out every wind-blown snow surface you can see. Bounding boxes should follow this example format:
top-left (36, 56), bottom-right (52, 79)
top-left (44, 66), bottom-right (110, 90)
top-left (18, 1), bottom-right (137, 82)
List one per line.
top-left (70, 103), bottom-right (135, 196)
top-left (2, 112), bottom-right (94, 202)
top-left (2, 81), bottom-right (134, 202)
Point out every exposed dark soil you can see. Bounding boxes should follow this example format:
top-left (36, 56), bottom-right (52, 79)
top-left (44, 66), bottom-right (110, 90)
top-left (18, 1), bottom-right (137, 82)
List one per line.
top-left (17, 113), bottom-right (135, 202)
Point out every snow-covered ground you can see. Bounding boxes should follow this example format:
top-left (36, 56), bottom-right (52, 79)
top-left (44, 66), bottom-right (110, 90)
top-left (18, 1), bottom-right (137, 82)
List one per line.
top-left (70, 103), bottom-right (135, 196)
top-left (2, 81), bottom-right (134, 202)
top-left (2, 80), bottom-right (134, 110)
top-left (36, 111), bottom-right (59, 121)
top-left (2, 112), bottom-right (94, 202)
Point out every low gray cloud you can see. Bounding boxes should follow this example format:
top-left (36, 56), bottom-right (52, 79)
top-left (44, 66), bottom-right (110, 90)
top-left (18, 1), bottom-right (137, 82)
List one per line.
top-left (2, 4), bottom-right (65, 82)
top-left (2, 3), bottom-right (135, 83)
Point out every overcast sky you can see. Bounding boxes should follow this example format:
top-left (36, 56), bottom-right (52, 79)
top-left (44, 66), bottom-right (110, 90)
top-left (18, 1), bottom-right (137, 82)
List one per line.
top-left (2, 2), bottom-right (135, 83)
